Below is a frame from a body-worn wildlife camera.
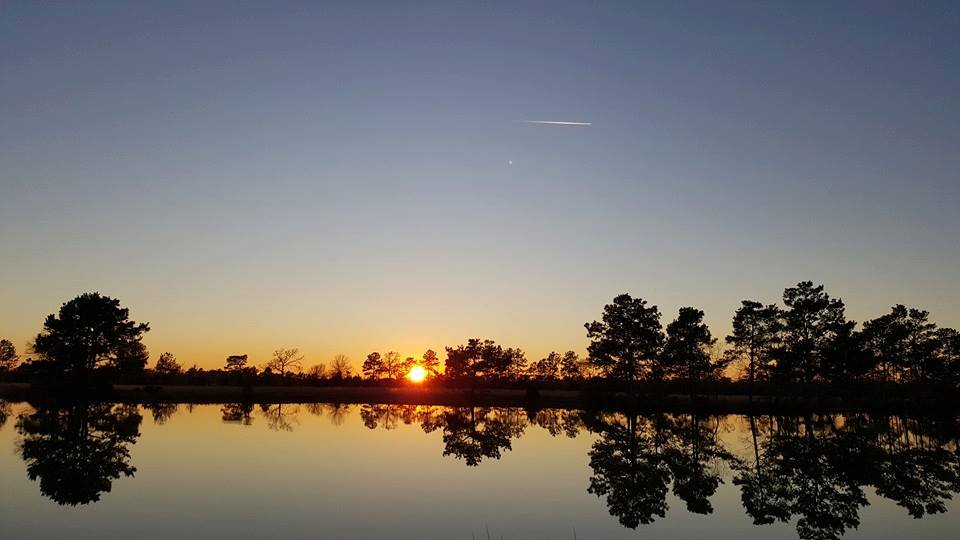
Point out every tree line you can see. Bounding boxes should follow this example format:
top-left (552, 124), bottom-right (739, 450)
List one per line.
top-left (1, 283), bottom-right (958, 393)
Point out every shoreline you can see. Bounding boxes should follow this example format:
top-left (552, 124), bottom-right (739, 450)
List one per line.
top-left (1, 382), bottom-right (956, 414)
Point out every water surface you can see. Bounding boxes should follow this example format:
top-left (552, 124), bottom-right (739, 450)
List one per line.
top-left (1, 400), bottom-right (958, 539)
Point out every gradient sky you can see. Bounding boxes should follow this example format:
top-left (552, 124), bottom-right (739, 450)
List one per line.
top-left (1, 1), bottom-right (958, 370)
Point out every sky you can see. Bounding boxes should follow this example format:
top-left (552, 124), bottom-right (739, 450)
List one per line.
top-left (1, 1), bottom-right (958, 370)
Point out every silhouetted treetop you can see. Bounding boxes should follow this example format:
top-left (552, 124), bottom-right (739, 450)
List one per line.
top-left (660, 307), bottom-right (719, 382)
top-left (31, 293), bottom-right (150, 380)
top-left (154, 352), bottom-right (182, 375)
top-left (0, 339), bottom-right (19, 371)
top-left (585, 294), bottom-right (664, 382)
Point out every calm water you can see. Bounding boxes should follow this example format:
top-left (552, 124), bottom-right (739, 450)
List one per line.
top-left (1, 400), bottom-right (958, 540)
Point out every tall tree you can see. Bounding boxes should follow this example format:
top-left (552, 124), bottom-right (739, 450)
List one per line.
top-left (861, 305), bottom-right (939, 383)
top-left (660, 307), bottom-right (718, 382)
top-left (933, 328), bottom-right (960, 383)
top-left (154, 352), bottom-right (182, 375)
top-left (265, 348), bottom-right (304, 377)
top-left (307, 363), bottom-right (327, 379)
top-left (421, 349), bottom-right (442, 376)
top-left (362, 352), bottom-right (384, 380)
top-left (32, 293), bottom-right (150, 380)
top-left (780, 282), bottom-right (855, 384)
top-left (725, 301), bottom-right (782, 386)
top-left (382, 351), bottom-right (404, 380)
top-left (329, 354), bottom-right (352, 379)
top-left (585, 294), bottom-right (665, 382)
top-left (0, 339), bottom-right (19, 371)
top-left (560, 351), bottom-right (584, 380)
top-left (402, 356), bottom-right (417, 377)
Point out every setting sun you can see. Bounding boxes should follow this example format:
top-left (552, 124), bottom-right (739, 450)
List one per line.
top-left (407, 365), bottom-right (427, 383)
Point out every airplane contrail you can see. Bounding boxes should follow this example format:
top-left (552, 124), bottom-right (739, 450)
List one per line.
top-left (523, 120), bottom-right (592, 126)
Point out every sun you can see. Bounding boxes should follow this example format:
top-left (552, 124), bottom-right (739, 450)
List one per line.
top-left (407, 365), bottom-right (427, 383)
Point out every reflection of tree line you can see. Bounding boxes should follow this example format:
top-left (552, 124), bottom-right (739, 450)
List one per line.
top-left (356, 405), bottom-right (960, 539)
top-left (733, 415), bottom-right (960, 539)
top-left (7, 399), bottom-right (960, 540)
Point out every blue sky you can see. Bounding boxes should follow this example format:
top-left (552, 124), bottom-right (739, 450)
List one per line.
top-left (1, 1), bottom-right (958, 367)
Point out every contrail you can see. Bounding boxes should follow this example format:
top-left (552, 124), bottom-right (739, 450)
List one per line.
top-left (523, 120), bottom-right (592, 126)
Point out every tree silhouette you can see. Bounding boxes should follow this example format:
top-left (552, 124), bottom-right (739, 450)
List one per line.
top-left (15, 402), bottom-right (142, 505)
top-left (307, 363), bottom-right (327, 379)
top-left (114, 339), bottom-right (149, 374)
top-left (528, 351), bottom-right (563, 380)
top-left (329, 354), bottom-right (352, 379)
top-left (862, 305), bottom-right (940, 383)
top-left (265, 348), bottom-right (304, 377)
top-left (660, 307), bottom-right (719, 382)
top-left (224, 354), bottom-right (249, 372)
top-left (444, 339), bottom-right (526, 380)
top-left (154, 352), bottom-right (182, 375)
top-left (725, 301), bottom-right (782, 386)
top-left (32, 293), bottom-right (150, 380)
top-left (421, 349), bottom-right (442, 376)
top-left (585, 294), bottom-right (664, 382)
top-left (362, 352), bottom-right (385, 380)
top-left (780, 282), bottom-right (855, 384)
top-left (382, 351), bottom-right (404, 380)
top-left (0, 339), bottom-right (19, 371)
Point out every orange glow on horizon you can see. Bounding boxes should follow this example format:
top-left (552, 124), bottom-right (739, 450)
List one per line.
top-left (407, 365), bottom-right (427, 383)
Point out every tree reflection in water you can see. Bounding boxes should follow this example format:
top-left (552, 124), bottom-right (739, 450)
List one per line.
top-left (259, 403), bottom-right (299, 432)
top-left (582, 412), bottom-right (730, 528)
top-left (15, 402), bottom-right (142, 506)
top-left (305, 402), bottom-right (352, 426)
top-left (7, 399), bottom-right (960, 540)
top-left (733, 414), bottom-right (960, 540)
top-left (220, 402), bottom-right (254, 425)
top-left (0, 399), bottom-right (11, 430)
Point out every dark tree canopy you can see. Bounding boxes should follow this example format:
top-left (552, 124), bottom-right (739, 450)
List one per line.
top-left (421, 349), bottom-right (442, 375)
top-left (780, 282), bottom-right (855, 384)
top-left (113, 339), bottom-right (149, 374)
top-left (32, 293), bottom-right (150, 379)
top-left (224, 354), bottom-right (249, 371)
top-left (862, 305), bottom-right (940, 383)
top-left (444, 339), bottom-right (526, 380)
top-left (585, 294), bottom-right (664, 382)
top-left (0, 338), bottom-right (19, 371)
top-left (660, 307), bottom-right (718, 382)
top-left (154, 352), bottom-right (182, 375)
top-left (725, 301), bottom-right (782, 385)
top-left (362, 351), bottom-right (384, 380)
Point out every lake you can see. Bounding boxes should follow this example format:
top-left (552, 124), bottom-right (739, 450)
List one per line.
top-left (1, 400), bottom-right (958, 539)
